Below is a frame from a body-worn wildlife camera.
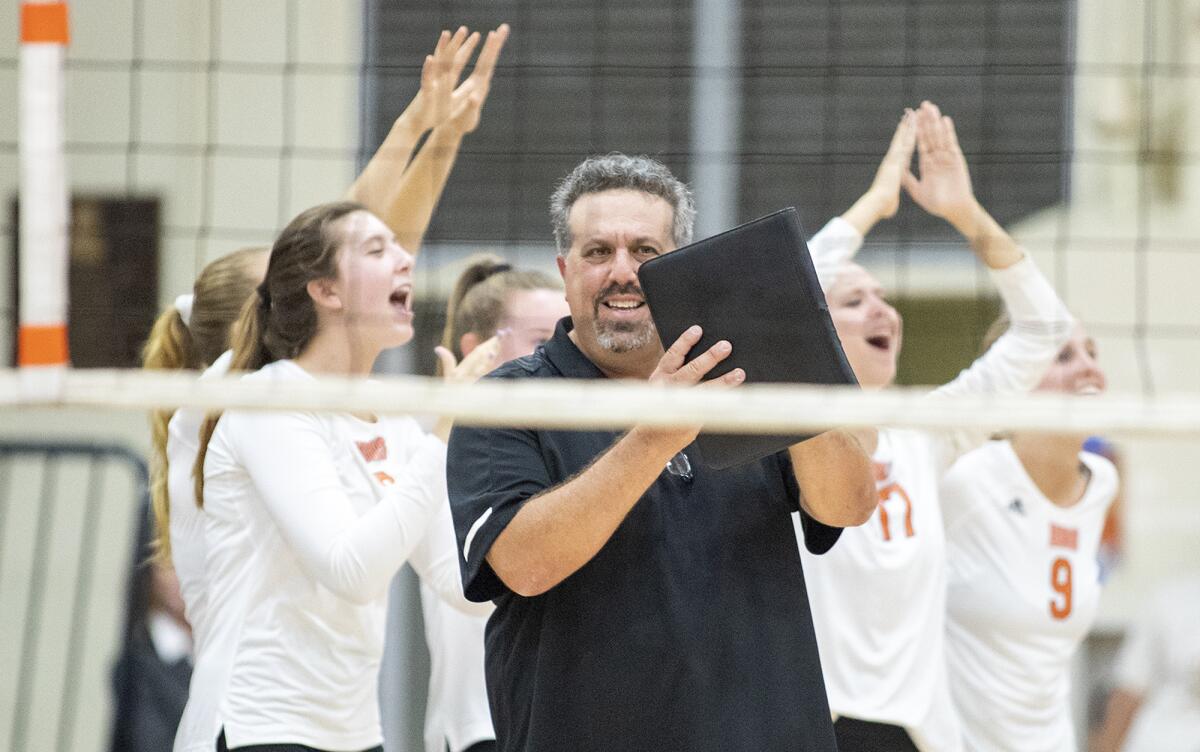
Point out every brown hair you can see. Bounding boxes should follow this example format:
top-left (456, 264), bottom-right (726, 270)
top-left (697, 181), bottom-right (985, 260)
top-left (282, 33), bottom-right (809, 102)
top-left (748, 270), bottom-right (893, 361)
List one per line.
top-left (438, 254), bottom-right (561, 375)
top-left (142, 246), bottom-right (268, 563)
top-left (193, 201), bottom-right (367, 507)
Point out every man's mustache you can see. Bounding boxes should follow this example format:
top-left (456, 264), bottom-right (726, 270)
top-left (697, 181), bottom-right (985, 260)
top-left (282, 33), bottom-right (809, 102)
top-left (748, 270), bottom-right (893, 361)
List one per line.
top-left (593, 283), bottom-right (645, 312)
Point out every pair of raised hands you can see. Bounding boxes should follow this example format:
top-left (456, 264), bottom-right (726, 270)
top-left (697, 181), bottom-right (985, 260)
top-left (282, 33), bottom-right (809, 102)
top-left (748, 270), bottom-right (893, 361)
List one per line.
top-left (866, 100), bottom-right (980, 232)
top-left (408, 24), bottom-right (511, 136)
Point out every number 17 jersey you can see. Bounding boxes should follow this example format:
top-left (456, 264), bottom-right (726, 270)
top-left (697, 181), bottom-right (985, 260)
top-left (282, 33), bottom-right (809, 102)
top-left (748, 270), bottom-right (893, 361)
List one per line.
top-left (941, 440), bottom-right (1118, 751)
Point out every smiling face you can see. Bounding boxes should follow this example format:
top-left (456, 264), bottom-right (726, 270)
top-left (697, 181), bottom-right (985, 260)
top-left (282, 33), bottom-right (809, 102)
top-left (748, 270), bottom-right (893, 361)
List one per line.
top-left (826, 263), bottom-right (903, 388)
top-left (557, 189), bottom-right (675, 370)
top-left (328, 210), bottom-right (416, 352)
top-left (1034, 323), bottom-right (1106, 395)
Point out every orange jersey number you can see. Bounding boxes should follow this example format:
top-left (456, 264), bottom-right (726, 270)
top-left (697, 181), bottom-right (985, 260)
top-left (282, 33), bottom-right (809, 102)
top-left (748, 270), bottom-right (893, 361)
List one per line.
top-left (1049, 557), bottom-right (1073, 620)
top-left (877, 482), bottom-right (915, 542)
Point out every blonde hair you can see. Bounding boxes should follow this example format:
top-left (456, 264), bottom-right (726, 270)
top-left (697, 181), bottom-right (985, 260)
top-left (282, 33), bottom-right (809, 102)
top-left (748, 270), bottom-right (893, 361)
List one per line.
top-left (438, 254), bottom-right (561, 375)
top-left (142, 246), bottom-right (268, 563)
top-left (194, 201), bottom-right (367, 508)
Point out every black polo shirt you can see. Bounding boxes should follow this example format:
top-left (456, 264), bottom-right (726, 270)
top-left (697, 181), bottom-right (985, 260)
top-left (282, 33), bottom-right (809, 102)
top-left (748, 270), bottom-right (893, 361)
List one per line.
top-left (447, 318), bottom-right (842, 752)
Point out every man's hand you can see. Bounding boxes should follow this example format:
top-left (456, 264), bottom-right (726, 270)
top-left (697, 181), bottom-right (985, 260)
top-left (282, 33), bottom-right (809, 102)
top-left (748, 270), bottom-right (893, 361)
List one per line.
top-left (636, 325), bottom-right (744, 453)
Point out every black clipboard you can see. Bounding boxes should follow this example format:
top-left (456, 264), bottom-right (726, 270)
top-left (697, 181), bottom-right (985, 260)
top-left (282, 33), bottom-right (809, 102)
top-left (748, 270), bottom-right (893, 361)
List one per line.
top-left (636, 207), bottom-right (858, 469)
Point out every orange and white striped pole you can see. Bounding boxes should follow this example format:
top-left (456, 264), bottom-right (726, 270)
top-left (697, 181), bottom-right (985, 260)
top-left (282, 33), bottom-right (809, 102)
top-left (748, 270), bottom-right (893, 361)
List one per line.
top-left (18, 0), bottom-right (70, 380)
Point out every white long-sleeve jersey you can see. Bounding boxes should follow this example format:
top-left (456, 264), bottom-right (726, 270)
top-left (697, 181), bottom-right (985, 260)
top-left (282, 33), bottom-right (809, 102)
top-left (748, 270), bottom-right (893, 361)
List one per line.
top-left (168, 352), bottom-right (230, 752)
top-left (419, 581), bottom-right (495, 752)
top-left (192, 359), bottom-right (483, 751)
top-left (940, 441), bottom-right (1117, 752)
top-left (797, 217), bottom-right (1073, 751)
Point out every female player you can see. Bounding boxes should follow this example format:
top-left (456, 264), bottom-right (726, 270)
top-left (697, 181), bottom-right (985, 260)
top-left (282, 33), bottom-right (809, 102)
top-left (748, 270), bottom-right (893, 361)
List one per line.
top-left (940, 320), bottom-right (1116, 751)
top-left (798, 101), bottom-right (1075, 751)
top-left (193, 201), bottom-right (485, 752)
top-left (420, 255), bottom-right (568, 752)
top-left (142, 26), bottom-right (511, 752)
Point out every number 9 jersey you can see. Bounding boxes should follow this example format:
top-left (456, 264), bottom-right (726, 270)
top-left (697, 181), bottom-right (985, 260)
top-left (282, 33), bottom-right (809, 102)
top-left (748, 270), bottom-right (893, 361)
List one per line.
top-left (940, 439), bottom-right (1118, 751)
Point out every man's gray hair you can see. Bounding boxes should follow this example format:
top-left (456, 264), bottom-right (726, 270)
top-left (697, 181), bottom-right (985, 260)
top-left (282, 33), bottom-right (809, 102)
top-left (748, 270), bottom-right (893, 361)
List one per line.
top-left (549, 154), bottom-right (696, 254)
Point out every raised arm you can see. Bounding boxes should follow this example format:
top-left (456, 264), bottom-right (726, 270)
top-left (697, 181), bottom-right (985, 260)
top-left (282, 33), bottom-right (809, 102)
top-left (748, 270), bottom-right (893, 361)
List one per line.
top-left (346, 25), bottom-right (510, 255)
top-left (901, 100), bottom-right (1023, 270)
top-left (387, 24), bottom-right (510, 254)
top-left (344, 29), bottom-right (464, 221)
top-left (811, 110), bottom-right (915, 290)
top-left (905, 101), bottom-right (1072, 464)
top-left (842, 109), bottom-right (917, 237)
top-left (479, 327), bottom-right (743, 598)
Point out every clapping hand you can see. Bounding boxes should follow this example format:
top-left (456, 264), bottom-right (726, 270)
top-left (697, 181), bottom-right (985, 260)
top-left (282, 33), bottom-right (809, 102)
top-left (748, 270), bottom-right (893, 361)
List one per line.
top-left (444, 24), bottom-right (510, 135)
top-left (901, 100), bottom-right (980, 232)
top-left (865, 109), bottom-right (917, 221)
top-left (408, 28), bottom-right (477, 134)
top-left (435, 332), bottom-right (505, 384)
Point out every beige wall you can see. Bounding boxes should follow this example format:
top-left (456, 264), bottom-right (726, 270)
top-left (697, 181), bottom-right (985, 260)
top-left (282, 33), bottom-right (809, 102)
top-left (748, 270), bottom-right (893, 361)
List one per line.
top-left (0, 0), bottom-right (362, 364)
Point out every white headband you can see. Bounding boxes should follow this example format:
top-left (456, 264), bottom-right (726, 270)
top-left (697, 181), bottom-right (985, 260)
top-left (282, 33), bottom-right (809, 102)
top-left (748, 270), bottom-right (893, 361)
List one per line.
top-left (174, 293), bottom-right (194, 328)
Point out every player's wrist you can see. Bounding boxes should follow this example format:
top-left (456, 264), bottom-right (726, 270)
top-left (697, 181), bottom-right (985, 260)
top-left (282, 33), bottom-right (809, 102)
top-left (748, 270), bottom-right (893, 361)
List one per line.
top-left (944, 198), bottom-right (984, 237)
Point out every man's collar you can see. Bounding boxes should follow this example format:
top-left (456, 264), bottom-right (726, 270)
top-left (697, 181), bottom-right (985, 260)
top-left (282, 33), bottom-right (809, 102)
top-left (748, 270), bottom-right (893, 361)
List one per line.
top-left (543, 317), bottom-right (605, 379)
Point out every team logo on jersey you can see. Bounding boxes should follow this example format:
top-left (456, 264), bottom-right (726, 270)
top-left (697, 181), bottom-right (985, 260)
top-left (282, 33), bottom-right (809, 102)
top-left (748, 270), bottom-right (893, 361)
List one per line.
top-left (1050, 523), bottom-right (1078, 551)
top-left (1008, 498), bottom-right (1026, 515)
top-left (374, 471), bottom-right (395, 487)
top-left (356, 437), bottom-right (387, 462)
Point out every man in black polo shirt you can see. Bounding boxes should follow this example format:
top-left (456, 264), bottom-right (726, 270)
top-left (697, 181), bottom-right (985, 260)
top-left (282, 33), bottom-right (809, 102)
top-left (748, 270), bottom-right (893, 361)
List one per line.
top-left (447, 154), bottom-right (876, 751)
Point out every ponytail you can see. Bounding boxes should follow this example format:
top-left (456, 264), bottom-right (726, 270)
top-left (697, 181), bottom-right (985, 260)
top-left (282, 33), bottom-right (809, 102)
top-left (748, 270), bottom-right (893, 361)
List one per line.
top-left (193, 289), bottom-right (272, 508)
top-left (142, 305), bottom-right (203, 564)
top-left (439, 254), bottom-right (508, 375)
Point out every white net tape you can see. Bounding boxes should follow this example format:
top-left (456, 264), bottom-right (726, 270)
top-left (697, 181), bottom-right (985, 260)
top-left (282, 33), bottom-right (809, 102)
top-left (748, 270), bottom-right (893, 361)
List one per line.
top-left (3, 368), bottom-right (1199, 438)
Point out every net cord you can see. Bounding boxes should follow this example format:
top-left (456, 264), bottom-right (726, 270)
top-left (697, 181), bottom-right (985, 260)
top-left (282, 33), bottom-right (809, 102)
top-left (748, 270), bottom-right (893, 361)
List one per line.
top-left (1, 368), bottom-right (1197, 438)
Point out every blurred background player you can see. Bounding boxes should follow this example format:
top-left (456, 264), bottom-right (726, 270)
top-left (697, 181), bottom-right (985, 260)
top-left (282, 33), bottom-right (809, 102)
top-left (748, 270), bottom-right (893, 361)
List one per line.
top-left (940, 320), bottom-right (1117, 751)
top-left (799, 101), bottom-right (1074, 751)
top-left (420, 254), bottom-right (567, 752)
top-left (1090, 572), bottom-right (1200, 752)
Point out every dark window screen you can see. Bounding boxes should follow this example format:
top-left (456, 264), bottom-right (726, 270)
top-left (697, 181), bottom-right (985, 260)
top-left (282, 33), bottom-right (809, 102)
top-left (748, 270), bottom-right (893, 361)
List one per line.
top-left (741, 0), bottom-right (1070, 244)
top-left (362, 0), bottom-right (694, 245)
top-left (364, 1), bottom-right (1069, 245)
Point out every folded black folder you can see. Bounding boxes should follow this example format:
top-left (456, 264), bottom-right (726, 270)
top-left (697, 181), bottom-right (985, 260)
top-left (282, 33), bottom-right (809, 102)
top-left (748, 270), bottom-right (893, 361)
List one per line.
top-left (636, 207), bottom-right (857, 469)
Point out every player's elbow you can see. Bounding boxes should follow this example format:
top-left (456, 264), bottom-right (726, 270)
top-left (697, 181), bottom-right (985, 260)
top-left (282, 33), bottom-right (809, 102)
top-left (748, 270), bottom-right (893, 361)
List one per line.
top-left (319, 553), bottom-right (389, 605)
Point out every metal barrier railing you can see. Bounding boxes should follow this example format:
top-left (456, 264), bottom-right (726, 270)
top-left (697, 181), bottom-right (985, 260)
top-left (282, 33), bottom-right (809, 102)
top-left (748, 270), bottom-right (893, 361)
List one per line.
top-left (0, 440), bottom-right (148, 752)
